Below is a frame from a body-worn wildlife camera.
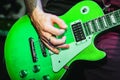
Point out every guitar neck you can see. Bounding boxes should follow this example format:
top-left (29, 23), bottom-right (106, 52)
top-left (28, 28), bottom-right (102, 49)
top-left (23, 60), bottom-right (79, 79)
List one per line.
top-left (83, 9), bottom-right (120, 36)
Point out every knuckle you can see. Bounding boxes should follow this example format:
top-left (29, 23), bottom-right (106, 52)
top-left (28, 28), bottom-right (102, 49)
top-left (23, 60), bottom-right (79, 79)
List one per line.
top-left (42, 25), bottom-right (47, 31)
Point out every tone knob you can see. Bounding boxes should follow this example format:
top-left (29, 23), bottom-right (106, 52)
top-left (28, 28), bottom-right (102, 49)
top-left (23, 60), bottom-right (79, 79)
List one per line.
top-left (43, 75), bottom-right (50, 80)
top-left (33, 65), bottom-right (40, 73)
top-left (20, 70), bottom-right (27, 78)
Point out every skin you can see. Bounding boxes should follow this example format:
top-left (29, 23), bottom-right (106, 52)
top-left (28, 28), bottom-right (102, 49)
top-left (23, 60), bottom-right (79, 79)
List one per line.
top-left (24, 0), bottom-right (69, 54)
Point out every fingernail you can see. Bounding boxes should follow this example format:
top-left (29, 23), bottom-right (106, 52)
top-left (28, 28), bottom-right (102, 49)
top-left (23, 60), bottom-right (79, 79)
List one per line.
top-left (64, 24), bottom-right (67, 28)
top-left (63, 36), bottom-right (66, 39)
top-left (62, 36), bottom-right (66, 42)
top-left (60, 29), bottom-right (65, 34)
top-left (55, 50), bottom-right (59, 54)
top-left (63, 24), bottom-right (67, 29)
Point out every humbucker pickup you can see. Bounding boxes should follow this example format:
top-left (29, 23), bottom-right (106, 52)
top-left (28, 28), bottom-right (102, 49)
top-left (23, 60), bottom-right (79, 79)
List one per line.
top-left (71, 21), bottom-right (86, 42)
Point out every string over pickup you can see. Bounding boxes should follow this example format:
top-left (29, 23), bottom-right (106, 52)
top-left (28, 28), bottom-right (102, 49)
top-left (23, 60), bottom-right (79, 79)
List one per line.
top-left (29, 37), bottom-right (37, 62)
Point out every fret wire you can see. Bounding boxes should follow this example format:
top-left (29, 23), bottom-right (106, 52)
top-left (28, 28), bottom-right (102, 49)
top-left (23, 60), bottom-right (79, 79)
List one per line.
top-left (111, 13), bottom-right (116, 24)
top-left (116, 9), bottom-right (120, 26)
top-left (98, 17), bottom-right (105, 31)
top-left (102, 16), bottom-right (108, 28)
top-left (118, 10), bottom-right (120, 25)
top-left (106, 14), bottom-right (113, 27)
top-left (108, 13), bottom-right (114, 28)
top-left (117, 10), bottom-right (120, 25)
top-left (83, 23), bottom-right (89, 36)
top-left (94, 19), bottom-right (101, 31)
top-left (118, 9), bottom-right (120, 22)
top-left (86, 23), bottom-right (91, 35)
top-left (118, 10), bottom-right (120, 23)
top-left (108, 10), bottom-right (120, 28)
top-left (86, 22), bottom-right (92, 35)
top-left (88, 21), bottom-right (95, 33)
top-left (119, 9), bottom-right (120, 17)
top-left (91, 20), bottom-right (96, 32)
top-left (114, 10), bottom-right (120, 23)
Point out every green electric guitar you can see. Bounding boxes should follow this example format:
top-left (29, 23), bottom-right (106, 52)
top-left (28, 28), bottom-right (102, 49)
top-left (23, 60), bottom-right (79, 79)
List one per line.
top-left (4, 1), bottom-right (120, 80)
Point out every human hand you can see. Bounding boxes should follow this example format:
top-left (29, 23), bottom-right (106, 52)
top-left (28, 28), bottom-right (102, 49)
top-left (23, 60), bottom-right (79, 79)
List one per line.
top-left (30, 9), bottom-right (69, 54)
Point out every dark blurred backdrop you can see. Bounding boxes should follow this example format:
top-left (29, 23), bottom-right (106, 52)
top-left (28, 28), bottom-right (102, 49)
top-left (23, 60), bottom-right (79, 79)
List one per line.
top-left (0, 0), bottom-right (26, 79)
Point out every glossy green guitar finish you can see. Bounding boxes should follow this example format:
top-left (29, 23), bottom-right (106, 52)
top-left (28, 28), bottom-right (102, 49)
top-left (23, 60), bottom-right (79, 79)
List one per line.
top-left (4, 1), bottom-right (107, 80)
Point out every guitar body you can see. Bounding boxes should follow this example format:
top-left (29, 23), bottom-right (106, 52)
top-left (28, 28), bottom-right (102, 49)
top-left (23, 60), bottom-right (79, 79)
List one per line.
top-left (4, 1), bottom-right (106, 80)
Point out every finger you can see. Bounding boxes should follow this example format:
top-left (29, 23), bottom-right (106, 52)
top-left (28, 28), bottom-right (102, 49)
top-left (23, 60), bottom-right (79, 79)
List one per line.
top-left (41, 31), bottom-right (52, 41)
top-left (49, 36), bottom-right (67, 46)
top-left (41, 39), bottom-right (59, 54)
top-left (51, 15), bottom-right (67, 29)
top-left (57, 44), bottom-right (69, 49)
top-left (44, 24), bottom-right (65, 36)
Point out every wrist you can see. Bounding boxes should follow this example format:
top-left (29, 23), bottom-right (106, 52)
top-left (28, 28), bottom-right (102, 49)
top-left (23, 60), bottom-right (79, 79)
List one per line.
top-left (29, 7), bottom-right (44, 21)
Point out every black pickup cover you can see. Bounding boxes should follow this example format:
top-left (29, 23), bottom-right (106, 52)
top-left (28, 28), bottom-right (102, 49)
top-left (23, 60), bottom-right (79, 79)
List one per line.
top-left (71, 22), bottom-right (86, 42)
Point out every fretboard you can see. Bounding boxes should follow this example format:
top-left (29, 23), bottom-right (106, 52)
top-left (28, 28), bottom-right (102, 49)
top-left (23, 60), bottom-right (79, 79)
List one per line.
top-left (83, 9), bottom-right (120, 36)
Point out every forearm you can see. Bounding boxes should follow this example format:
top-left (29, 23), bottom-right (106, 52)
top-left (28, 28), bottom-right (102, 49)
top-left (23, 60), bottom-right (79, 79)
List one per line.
top-left (24, 0), bottom-right (44, 15)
